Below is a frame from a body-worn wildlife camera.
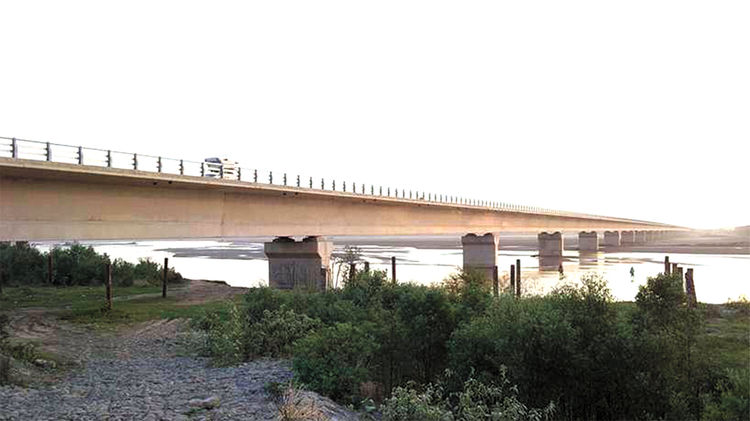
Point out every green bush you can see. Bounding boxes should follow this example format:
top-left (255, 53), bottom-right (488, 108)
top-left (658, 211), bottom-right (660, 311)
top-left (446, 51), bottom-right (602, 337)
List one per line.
top-left (293, 322), bottom-right (379, 404)
top-left (382, 370), bottom-right (555, 421)
top-left (245, 308), bottom-right (319, 358)
top-left (111, 258), bottom-right (135, 286)
top-left (703, 368), bottom-right (750, 420)
top-left (50, 244), bottom-right (108, 286)
top-left (0, 242), bottom-right (47, 285)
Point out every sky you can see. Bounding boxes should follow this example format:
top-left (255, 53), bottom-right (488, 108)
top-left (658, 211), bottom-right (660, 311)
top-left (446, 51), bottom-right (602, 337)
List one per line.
top-left (1, 1), bottom-right (748, 229)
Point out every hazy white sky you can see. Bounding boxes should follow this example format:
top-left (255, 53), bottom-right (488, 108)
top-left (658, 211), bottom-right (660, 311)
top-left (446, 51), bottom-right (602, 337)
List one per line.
top-left (1, 1), bottom-right (748, 229)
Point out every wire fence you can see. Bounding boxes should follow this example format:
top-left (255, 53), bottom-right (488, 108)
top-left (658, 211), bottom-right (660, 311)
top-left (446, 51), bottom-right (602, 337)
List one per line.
top-left (0, 135), bottom-right (653, 223)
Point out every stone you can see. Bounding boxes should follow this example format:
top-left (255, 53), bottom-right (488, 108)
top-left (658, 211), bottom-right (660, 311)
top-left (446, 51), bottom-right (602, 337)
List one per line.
top-left (188, 396), bottom-right (221, 410)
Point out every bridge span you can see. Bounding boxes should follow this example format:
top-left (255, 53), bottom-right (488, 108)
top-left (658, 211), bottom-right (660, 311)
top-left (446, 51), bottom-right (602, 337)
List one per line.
top-left (0, 137), bottom-right (685, 289)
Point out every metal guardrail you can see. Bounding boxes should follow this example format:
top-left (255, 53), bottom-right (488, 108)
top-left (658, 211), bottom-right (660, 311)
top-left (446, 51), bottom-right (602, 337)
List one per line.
top-left (0, 135), bottom-right (662, 225)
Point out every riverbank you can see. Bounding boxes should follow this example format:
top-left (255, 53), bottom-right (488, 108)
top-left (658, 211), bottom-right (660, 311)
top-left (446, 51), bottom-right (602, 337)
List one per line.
top-left (0, 281), bottom-right (362, 420)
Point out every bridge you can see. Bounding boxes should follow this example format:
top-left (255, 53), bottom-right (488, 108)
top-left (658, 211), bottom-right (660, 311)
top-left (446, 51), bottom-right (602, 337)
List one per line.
top-left (0, 136), bottom-right (684, 289)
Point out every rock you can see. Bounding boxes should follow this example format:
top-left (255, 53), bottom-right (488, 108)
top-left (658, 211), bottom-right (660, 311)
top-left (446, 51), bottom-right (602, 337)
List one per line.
top-left (188, 395), bottom-right (221, 410)
top-left (33, 358), bottom-right (57, 369)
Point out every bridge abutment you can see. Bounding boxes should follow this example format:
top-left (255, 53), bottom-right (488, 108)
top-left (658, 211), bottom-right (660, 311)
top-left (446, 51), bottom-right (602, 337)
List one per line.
top-left (264, 236), bottom-right (332, 290)
top-left (538, 231), bottom-right (563, 270)
top-left (603, 230), bottom-right (620, 247)
top-left (461, 233), bottom-right (498, 280)
top-left (578, 231), bottom-right (598, 252)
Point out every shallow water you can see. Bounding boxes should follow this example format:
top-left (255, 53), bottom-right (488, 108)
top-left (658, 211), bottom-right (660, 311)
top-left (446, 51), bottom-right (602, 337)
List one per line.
top-left (36, 236), bottom-right (750, 304)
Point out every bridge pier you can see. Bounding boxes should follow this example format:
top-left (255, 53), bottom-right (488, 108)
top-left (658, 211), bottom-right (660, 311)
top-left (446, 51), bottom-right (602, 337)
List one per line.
top-left (635, 231), bottom-right (647, 244)
top-left (461, 233), bottom-right (498, 280)
top-left (264, 236), bottom-right (332, 290)
top-left (620, 230), bottom-right (635, 246)
top-left (538, 231), bottom-right (563, 270)
top-left (603, 231), bottom-right (620, 247)
top-left (578, 231), bottom-right (598, 252)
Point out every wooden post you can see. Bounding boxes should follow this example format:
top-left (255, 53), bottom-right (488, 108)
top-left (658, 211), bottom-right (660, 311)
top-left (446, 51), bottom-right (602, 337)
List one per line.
top-left (105, 262), bottom-right (113, 311)
top-left (671, 262), bottom-right (679, 275)
top-left (349, 263), bottom-right (356, 282)
top-left (664, 256), bottom-right (670, 274)
top-left (48, 253), bottom-right (53, 285)
top-left (677, 266), bottom-right (684, 281)
top-left (510, 264), bottom-right (516, 296)
top-left (516, 265), bottom-right (522, 297)
top-left (493, 266), bottom-right (499, 297)
top-left (686, 268), bottom-right (696, 308)
top-left (364, 261), bottom-right (370, 272)
top-left (515, 259), bottom-right (521, 292)
top-left (0, 258), bottom-right (3, 296)
top-left (391, 256), bottom-right (396, 283)
top-left (162, 257), bottom-right (168, 298)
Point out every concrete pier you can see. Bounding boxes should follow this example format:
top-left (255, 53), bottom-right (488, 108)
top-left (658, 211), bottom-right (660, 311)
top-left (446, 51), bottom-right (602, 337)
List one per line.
top-left (538, 231), bottom-right (563, 270)
top-left (264, 236), bottom-right (332, 290)
top-left (621, 230), bottom-right (635, 245)
top-left (603, 230), bottom-right (620, 247)
top-left (461, 233), bottom-right (499, 280)
top-left (636, 231), bottom-right (647, 244)
top-left (578, 231), bottom-right (599, 252)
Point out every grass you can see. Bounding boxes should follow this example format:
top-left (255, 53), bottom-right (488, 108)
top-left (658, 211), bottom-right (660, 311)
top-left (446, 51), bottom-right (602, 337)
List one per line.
top-left (0, 283), bottom-right (240, 329)
top-left (700, 303), bottom-right (750, 372)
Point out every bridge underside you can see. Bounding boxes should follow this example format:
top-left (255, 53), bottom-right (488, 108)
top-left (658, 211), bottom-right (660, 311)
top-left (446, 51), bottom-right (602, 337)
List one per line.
top-left (1, 159), bottom-right (674, 242)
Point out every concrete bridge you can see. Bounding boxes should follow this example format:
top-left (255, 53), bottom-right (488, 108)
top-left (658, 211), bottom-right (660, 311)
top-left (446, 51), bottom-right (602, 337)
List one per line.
top-left (0, 137), bottom-right (684, 289)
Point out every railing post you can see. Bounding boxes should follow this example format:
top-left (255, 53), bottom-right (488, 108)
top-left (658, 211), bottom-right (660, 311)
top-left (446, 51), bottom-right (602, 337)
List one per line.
top-left (237, 167), bottom-right (241, 180)
top-left (321, 178), bottom-right (324, 189)
top-left (219, 164), bottom-right (224, 179)
top-left (297, 175), bottom-right (300, 187)
top-left (254, 169), bottom-right (258, 182)
top-left (157, 156), bottom-right (162, 172)
top-left (283, 173), bottom-right (287, 185)
top-left (78, 146), bottom-right (83, 165)
top-left (309, 177), bottom-right (313, 188)
top-left (179, 159), bottom-right (184, 175)
top-left (133, 153), bottom-right (138, 170)
top-left (46, 142), bottom-right (52, 161)
top-left (200, 161), bottom-right (205, 176)
top-left (269, 172), bottom-right (273, 184)
top-left (11, 137), bottom-right (17, 158)
top-left (106, 150), bottom-right (112, 167)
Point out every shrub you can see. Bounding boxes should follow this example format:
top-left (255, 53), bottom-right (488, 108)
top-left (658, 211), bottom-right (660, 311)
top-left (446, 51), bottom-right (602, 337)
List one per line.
top-left (245, 308), bottom-right (319, 358)
top-left (0, 242), bottom-right (46, 285)
top-left (703, 368), bottom-right (750, 420)
top-left (51, 244), bottom-right (108, 286)
top-left (293, 322), bottom-right (379, 404)
top-left (111, 258), bottom-right (135, 286)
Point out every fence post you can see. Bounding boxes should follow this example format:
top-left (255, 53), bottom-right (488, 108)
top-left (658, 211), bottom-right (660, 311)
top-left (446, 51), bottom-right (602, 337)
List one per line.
top-left (516, 259), bottom-right (521, 294)
top-left (48, 253), bottom-right (54, 285)
top-left (364, 261), bottom-right (370, 272)
top-left (77, 146), bottom-right (83, 164)
top-left (664, 256), bottom-right (670, 274)
top-left (510, 264), bottom-right (516, 296)
top-left (105, 262), bottom-right (113, 311)
top-left (162, 257), bottom-right (168, 298)
top-left (391, 256), bottom-right (397, 283)
top-left (46, 142), bottom-right (52, 161)
top-left (686, 268), bottom-right (696, 308)
top-left (0, 257), bottom-right (3, 296)
top-left (11, 137), bottom-right (17, 158)
top-left (493, 266), bottom-right (499, 297)
top-left (349, 263), bottom-right (356, 282)
top-left (106, 150), bottom-right (112, 167)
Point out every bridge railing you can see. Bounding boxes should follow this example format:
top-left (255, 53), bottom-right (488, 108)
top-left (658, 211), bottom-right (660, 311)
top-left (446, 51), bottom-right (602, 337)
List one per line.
top-left (0, 135), bottom-right (659, 224)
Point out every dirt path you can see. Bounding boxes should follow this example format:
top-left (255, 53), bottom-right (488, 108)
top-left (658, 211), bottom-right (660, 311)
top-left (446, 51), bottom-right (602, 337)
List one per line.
top-left (0, 281), bottom-right (359, 420)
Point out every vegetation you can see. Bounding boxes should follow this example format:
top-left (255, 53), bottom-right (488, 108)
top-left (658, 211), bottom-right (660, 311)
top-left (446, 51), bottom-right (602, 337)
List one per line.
top-left (192, 269), bottom-right (749, 420)
top-left (0, 243), bottom-right (181, 287)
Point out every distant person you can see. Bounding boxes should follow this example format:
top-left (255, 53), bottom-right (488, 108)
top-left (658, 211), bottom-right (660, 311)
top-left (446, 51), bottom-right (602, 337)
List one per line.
top-left (558, 263), bottom-right (564, 274)
top-left (630, 266), bottom-right (635, 280)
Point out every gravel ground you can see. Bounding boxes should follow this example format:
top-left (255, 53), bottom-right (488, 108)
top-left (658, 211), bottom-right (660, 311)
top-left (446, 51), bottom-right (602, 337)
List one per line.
top-left (0, 318), bottom-right (357, 420)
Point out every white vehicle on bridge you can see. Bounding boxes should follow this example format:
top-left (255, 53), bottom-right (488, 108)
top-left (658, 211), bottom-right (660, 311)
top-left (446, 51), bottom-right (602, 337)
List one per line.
top-left (203, 157), bottom-right (238, 179)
